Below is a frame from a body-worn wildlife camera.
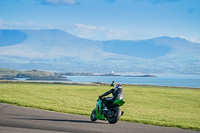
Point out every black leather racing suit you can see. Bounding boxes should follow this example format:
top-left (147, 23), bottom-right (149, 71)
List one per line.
top-left (100, 87), bottom-right (124, 108)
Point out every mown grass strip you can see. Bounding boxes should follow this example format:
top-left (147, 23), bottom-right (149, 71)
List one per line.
top-left (0, 82), bottom-right (199, 131)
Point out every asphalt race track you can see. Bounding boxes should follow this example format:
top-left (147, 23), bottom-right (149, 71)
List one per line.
top-left (0, 103), bottom-right (198, 133)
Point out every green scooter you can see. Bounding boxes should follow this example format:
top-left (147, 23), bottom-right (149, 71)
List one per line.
top-left (90, 97), bottom-right (125, 124)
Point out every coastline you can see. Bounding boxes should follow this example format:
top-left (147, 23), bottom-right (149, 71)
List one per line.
top-left (0, 80), bottom-right (199, 89)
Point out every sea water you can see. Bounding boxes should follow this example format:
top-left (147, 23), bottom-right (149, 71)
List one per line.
top-left (65, 75), bottom-right (200, 88)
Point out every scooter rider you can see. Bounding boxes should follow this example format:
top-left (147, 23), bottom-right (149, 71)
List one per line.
top-left (99, 84), bottom-right (124, 111)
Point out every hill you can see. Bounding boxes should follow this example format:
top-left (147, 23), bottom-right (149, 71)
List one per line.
top-left (0, 68), bottom-right (67, 80)
top-left (0, 29), bottom-right (200, 75)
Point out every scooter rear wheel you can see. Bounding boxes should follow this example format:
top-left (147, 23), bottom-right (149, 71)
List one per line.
top-left (107, 107), bottom-right (121, 124)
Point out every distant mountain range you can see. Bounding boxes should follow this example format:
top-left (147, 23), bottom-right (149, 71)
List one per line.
top-left (0, 29), bottom-right (200, 75)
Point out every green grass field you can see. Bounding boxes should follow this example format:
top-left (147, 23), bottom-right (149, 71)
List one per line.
top-left (0, 82), bottom-right (200, 130)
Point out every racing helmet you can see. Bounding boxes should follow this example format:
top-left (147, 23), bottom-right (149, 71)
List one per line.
top-left (115, 84), bottom-right (122, 89)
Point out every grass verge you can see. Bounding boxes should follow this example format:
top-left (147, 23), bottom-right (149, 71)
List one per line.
top-left (0, 82), bottom-right (199, 130)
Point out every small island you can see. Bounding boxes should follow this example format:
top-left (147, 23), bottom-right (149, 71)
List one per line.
top-left (62, 72), bottom-right (121, 76)
top-left (0, 68), bottom-right (69, 81)
top-left (123, 75), bottom-right (156, 77)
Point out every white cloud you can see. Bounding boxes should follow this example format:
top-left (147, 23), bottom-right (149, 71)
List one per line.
top-left (184, 36), bottom-right (200, 44)
top-left (105, 28), bottom-right (129, 39)
top-left (0, 19), bottom-right (4, 25)
top-left (75, 24), bottom-right (98, 30)
top-left (72, 23), bottom-right (130, 40)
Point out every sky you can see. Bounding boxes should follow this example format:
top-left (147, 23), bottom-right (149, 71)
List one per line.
top-left (0, 0), bottom-right (200, 43)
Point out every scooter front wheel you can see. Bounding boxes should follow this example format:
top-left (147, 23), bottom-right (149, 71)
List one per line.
top-left (90, 109), bottom-right (97, 121)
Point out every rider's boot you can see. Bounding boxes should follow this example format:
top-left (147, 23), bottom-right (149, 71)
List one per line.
top-left (101, 103), bottom-right (108, 112)
top-left (102, 106), bottom-right (108, 111)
